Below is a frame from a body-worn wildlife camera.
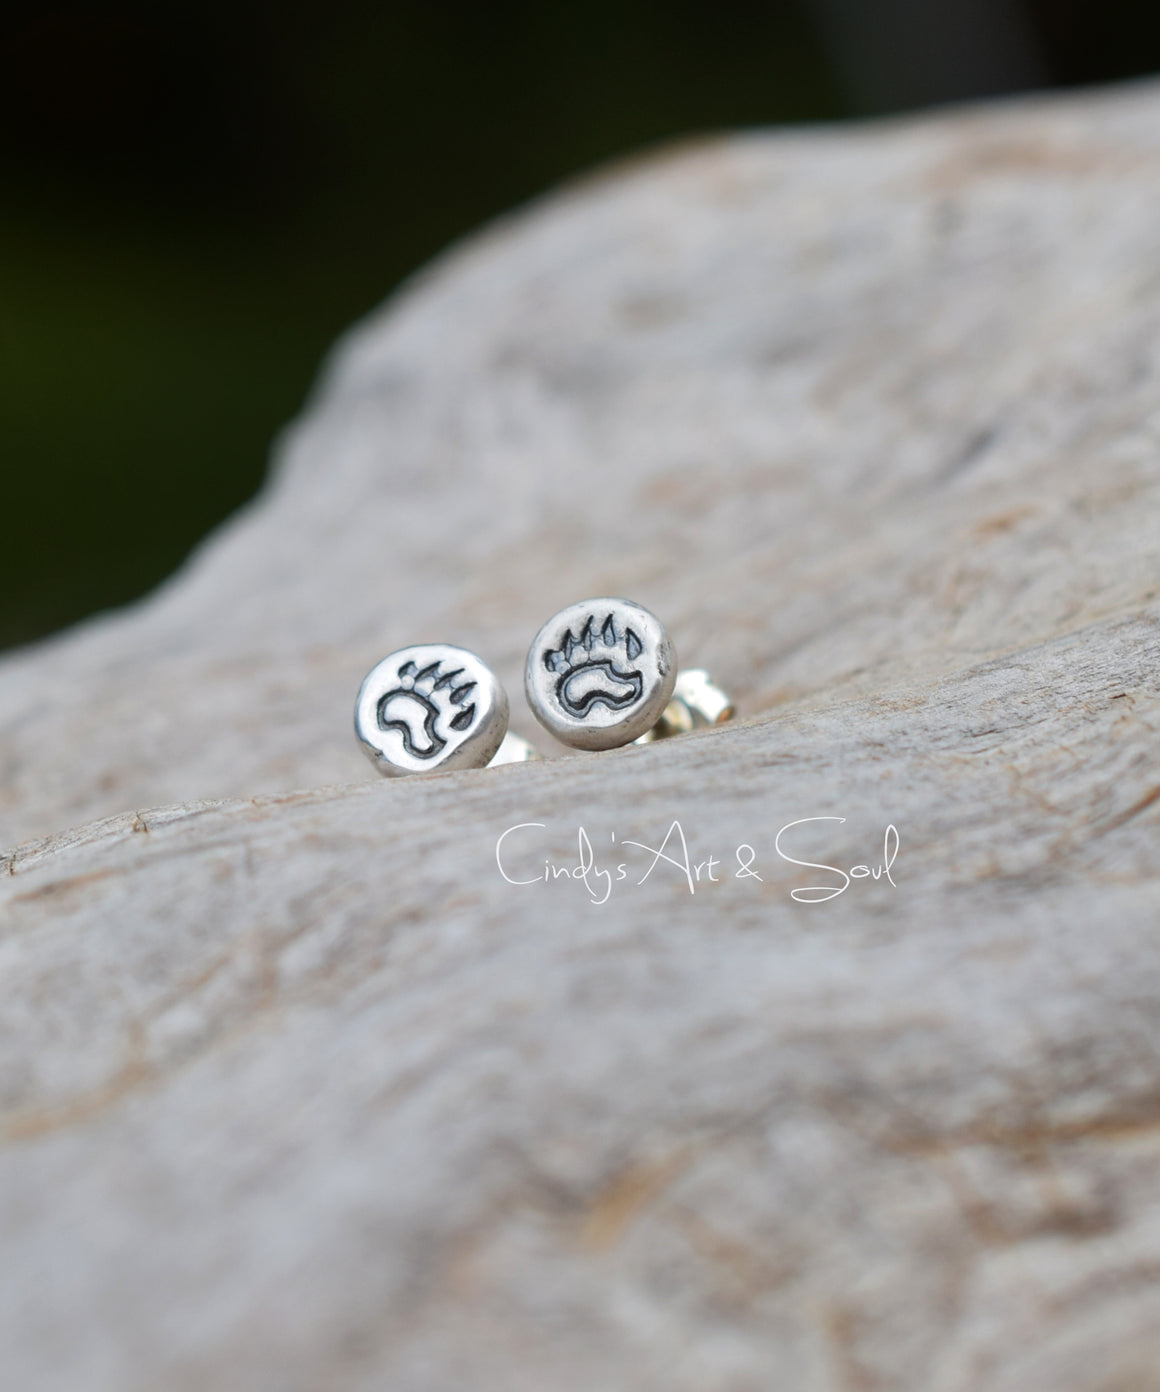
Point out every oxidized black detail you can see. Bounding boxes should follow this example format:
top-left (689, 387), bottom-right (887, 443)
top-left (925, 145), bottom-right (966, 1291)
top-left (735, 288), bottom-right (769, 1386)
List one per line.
top-left (543, 614), bottom-right (644, 718)
top-left (377, 660), bottom-right (477, 760)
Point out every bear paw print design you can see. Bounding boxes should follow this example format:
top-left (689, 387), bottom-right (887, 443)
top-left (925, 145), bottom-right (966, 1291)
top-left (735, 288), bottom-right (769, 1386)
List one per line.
top-left (378, 660), bottom-right (477, 759)
top-left (543, 614), bottom-right (645, 719)
top-left (355, 644), bottom-right (509, 776)
top-left (525, 597), bottom-right (676, 750)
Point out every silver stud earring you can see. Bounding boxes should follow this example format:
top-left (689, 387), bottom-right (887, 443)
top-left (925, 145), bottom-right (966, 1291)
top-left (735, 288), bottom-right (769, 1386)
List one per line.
top-left (355, 643), bottom-right (531, 776)
top-left (524, 597), bottom-right (733, 750)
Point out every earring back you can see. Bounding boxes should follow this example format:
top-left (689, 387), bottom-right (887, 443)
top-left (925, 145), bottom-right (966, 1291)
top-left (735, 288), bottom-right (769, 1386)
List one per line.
top-left (634, 669), bottom-right (734, 744)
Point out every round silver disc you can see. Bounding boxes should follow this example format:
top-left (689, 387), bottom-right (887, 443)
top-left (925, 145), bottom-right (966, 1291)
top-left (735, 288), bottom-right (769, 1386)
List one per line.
top-left (524, 598), bottom-right (677, 750)
top-left (355, 644), bottom-right (508, 776)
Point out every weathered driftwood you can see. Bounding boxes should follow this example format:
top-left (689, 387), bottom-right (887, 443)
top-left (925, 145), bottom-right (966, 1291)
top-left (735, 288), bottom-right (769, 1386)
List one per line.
top-left (3, 83), bottom-right (1160, 1392)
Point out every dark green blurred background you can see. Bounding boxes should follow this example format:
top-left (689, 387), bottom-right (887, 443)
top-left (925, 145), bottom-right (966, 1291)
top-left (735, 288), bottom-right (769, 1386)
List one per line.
top-left (3, 0), bottom-right (1158, 652)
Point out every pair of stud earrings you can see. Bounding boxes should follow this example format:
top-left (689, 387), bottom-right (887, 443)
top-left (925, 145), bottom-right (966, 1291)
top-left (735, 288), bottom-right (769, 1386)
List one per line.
top-left (354, 596), bottom-right (734, 778)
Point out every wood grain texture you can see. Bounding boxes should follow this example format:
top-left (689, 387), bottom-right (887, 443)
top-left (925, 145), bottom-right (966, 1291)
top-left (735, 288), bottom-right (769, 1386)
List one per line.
top-left (2, 83), bottom-right (1160, 1391)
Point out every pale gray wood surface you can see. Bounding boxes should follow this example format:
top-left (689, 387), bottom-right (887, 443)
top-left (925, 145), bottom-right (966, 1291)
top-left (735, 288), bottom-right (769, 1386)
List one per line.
top-left (2, 84), bottom-right (1160, 1391)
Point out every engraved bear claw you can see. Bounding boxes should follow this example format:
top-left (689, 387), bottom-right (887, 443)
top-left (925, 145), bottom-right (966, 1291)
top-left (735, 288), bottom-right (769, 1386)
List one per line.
top-left (378, 660), bottom-right (477, 760)
top-left (543, 615), bottom-right (644, 718)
